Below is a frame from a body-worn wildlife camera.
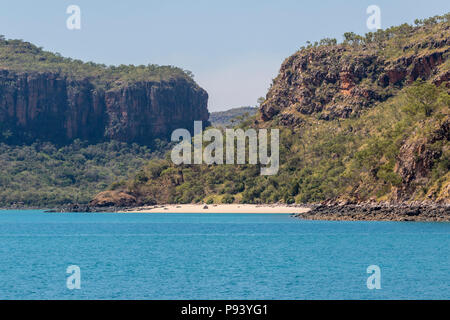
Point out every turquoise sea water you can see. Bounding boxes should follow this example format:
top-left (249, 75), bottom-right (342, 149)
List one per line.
top-left (0, 210), bottom-right (448, 300)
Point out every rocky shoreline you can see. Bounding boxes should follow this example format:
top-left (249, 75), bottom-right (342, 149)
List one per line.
top-left (294, 202), bottom-right (450, 222)
top-left (44, 204), bottom-right (127, 213)
top-left (3, 202), bottom-right (449, 222)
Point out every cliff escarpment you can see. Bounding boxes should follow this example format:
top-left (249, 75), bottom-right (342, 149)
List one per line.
top-left (260, 20), bottom-right (449, 125)
top-left (103, 79), bottom-right (208, 144)
top-left (0, 38), bottom-right (208, 145)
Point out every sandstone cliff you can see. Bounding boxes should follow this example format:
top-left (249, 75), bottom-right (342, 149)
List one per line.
top-left (261, 22), bottom-right (449, 125)
top-left (0, 39), bottom-right (209, 145)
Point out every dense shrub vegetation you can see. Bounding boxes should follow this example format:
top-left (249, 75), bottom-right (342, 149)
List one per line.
top-left (299, 13), bottom-right (449, 53)
top-left (0, 36), bottom-right (194, 89)
top-left (0, 141), bottom-right (164, 207)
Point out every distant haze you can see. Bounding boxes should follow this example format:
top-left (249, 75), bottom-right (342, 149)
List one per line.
top-left (0, 0), bottom-right (448, 111)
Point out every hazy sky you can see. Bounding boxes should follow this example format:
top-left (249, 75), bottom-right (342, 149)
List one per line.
top-left (0, 0), bottom-right (448, 111)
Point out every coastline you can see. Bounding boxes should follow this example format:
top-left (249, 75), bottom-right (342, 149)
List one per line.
top-left (5, 202), bottom-right (448, 222)
top-left (121, 204), bottom-right (311, 214)
top-left (118, 203), bottom-right (449, 221)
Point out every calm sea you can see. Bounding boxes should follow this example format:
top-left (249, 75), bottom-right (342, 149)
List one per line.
top-left (0, 210), bottom-right (448, 300)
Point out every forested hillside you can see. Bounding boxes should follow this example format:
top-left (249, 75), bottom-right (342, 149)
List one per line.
top-left (0, 140), bottom-right (169, 207)
top-left (209, 107), bottom-right (258, 128)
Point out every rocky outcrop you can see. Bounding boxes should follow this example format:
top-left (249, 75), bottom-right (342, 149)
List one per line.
top-left (261, 40), bottom-right (448, 124)
top-left (89, 191), bottom-right (137, 207)
top-left (295, 202), bottom-right (450, 222)
top-left (0, 71), bottom-right (105, 144)
top-left (393, 116), bottom-right (450, 202)
top-left (103, 80), bottom-right (208, 143)
top-left (0, 70), bottom-right (209, 144)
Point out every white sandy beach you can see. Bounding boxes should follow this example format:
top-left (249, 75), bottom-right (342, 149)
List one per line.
top-left (123, 204), bottom-right (311, 214)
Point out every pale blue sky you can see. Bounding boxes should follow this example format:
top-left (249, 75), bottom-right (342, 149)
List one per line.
top-left (0, 0), bottom-right (448, 111)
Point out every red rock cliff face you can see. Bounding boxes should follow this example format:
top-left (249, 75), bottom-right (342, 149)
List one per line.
top-left (104, 79), bottom-right (209, 144)
top-left (260, 39), bottom-right (449, 124)
top-left (0, 70), bottom-right (208, 144)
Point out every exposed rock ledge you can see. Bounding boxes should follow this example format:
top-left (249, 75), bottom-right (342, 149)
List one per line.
top-left (295, 202), bottom-right (450, 222)
top-left (0, 70), bottom-right (209, 145)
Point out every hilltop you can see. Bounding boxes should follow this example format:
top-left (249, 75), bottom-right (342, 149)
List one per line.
top-left (0, 36), bottom-right (194, 88)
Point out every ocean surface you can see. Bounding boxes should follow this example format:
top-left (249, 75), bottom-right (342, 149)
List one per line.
top-left (0, 210), bottom-right (448, 300)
